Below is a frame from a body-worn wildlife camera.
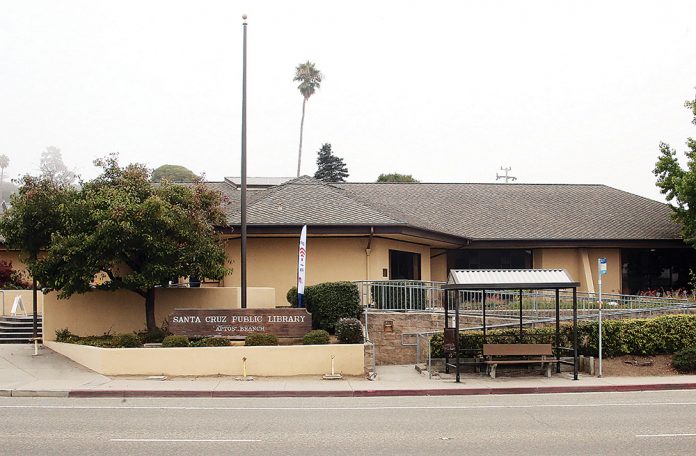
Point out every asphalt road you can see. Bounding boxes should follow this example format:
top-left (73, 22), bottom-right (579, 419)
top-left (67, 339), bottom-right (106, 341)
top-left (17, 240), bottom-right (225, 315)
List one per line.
top-left (2, 391), bottom-right (696, 456)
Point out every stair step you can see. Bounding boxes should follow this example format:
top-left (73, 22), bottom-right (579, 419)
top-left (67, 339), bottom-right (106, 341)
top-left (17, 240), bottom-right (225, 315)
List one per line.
top-left (0, 338), bottom-right (41, 344)
top-left (0, 326), bottom-right (40, 333)
top-left (0, 332), bottom-right (40, 337)
top-left (0, 317), bottom-right (43, 324)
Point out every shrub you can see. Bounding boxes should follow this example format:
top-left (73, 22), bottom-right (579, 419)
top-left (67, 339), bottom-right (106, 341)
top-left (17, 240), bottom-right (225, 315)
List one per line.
top-left (245, 333), bottom-right (279, 346)
top-left (111, 333), bottom-right (142, 348)
top-left (162, 335), bottom-right (190, 347)
top-left (673, 346), bottom-right (696, 372)
top-left (55, 328), bottom-right (75, 343)
top-left (429, 314), bottom-right (696, 358)
top-left (191, 337), bottom-right (230, 347)
top-left (287, 282), bottom-right (361, 332)
top-left (302, 329), bottom-right (330, 345)
top-left (336, 318), bottom-right (364, 344)
top-left (286, 285), bottom-right (317, 311)
top-left (137, 327), bottom-right (167, 344)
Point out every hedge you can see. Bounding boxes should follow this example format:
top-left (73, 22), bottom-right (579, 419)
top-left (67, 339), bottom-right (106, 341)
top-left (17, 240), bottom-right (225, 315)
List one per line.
top-left (287, 282), bottom-right (362, 333)
top-left (430, 314), bottom-right (696, 358)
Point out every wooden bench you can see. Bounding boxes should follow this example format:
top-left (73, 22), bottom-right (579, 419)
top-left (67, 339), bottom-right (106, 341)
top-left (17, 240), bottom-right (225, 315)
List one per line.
top-left (482, 343), bottom-right (556, 379)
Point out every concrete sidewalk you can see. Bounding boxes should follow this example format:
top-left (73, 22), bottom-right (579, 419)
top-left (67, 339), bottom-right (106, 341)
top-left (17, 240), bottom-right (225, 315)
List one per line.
top-left (2, 344), bottom-right (696, 398)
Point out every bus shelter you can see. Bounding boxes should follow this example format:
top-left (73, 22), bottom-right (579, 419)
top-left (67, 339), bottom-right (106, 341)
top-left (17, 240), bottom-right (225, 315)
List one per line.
top-left (443, 269), bottom-right (580, 383)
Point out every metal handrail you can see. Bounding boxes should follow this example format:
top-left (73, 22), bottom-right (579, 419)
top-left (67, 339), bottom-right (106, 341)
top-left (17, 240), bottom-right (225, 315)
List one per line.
top-left (354, 280), bottom-right (693, 313)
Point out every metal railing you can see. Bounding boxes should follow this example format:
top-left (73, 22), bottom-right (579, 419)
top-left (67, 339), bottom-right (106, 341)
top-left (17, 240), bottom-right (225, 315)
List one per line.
top-left (354, 280), bottom-right (445, 311)
top-left (354, 280), bottom-right (693, 316)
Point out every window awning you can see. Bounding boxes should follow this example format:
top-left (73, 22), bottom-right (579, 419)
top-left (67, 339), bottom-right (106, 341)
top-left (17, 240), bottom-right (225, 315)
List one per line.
top-left (444, 269), bottom-right (579, 290)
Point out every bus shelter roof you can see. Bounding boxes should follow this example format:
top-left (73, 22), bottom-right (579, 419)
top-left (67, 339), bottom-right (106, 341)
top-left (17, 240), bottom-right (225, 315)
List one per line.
top-left (443, 269), bottom-right (580, 290)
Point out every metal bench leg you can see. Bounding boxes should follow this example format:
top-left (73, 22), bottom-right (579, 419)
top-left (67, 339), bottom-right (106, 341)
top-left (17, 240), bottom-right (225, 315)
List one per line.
top-left (490, 364), bottom-right (497, 379)
top-left (545, 363), bottom-right (551, 378)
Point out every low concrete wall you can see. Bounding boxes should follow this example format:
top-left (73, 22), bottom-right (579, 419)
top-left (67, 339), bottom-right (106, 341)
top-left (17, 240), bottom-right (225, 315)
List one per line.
top-left (1, 290), bottom-right (43, 316)
top-left (45, 341), bottom-right (365, 376)
top-left (43, 287), bottom-right (277, 340)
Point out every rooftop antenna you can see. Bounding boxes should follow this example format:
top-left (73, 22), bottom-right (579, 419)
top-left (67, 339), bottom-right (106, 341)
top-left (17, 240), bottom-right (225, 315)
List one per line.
top-left (496, 166), bottom-right (517, 183)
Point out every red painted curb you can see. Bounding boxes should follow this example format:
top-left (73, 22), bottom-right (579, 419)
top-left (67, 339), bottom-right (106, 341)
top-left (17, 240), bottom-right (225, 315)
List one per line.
top-left (66, 383), bottom-right (696, 398)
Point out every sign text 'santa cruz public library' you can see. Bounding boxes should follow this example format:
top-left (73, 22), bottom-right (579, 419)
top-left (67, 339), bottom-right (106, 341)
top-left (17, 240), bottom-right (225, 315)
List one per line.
top-left (167, 308), bottom-right (312, 338)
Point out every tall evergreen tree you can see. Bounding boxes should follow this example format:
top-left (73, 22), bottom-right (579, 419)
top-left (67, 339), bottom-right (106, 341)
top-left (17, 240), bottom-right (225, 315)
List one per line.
top-left (314, 143), bottom-right (348, 183)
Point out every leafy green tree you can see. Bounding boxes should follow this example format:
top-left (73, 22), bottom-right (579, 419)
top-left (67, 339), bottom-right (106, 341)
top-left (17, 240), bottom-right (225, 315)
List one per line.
top-left (294, 61), bottom-right (323, 177)
top-left (40, 146), bottom-right (77, 186)
top-left (377, 173), bottom-right (420, 183)
top-left (654, 91), bottom-right (696, 246)
top-left (151, 164), bottom-right (199, 182)
top-left (314, 143), bottom-right (348, 183)
top-left (33, 155), bottom-right (228, 332)
top-left (0, 175), bottom-right (76, 336)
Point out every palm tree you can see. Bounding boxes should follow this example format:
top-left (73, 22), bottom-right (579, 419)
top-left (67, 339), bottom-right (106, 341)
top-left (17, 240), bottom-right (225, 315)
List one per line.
top-left (294, 61), bottom-right (323, 177)
top-left (0, 154), bottom-right (8, 204)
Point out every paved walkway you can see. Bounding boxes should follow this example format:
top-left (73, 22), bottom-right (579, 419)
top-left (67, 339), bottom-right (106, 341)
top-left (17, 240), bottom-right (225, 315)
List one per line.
top-left (2, 344), bottom-right (696, 398)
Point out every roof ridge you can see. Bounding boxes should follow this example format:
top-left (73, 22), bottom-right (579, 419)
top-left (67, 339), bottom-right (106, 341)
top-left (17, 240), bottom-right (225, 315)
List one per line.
top-left (338, 182), bottom-right (607, 186)
top-left (244, 176), bottom-right (408, 225)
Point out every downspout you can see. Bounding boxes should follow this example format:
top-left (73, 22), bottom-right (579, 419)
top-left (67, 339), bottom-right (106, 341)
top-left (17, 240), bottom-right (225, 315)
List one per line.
top-left (365, 226), bottom-right (374, 280)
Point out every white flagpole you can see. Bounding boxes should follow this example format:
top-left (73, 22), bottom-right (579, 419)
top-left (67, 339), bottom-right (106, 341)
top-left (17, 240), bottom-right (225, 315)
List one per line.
top-left (297, 225), bottom-right (307, 308)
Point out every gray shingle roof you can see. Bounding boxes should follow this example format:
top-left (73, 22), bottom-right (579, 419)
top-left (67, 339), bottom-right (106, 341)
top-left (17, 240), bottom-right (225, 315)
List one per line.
top-left (207, 177), bottom-right (681, 241)
top-left (336, 182), bottom-right (680, 241)
top-left (224, 176), bottom-right (404, 226)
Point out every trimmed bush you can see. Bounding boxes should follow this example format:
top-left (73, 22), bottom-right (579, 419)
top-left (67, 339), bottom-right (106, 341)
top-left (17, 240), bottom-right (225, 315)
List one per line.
top-left (336, 318), bottom-right (364, 344)
top-left (302, 329), bottom-right (330, 345)
top-left (137, 327), bottom-right (167, 344)
top-left (111, 333), bottom-right (142, 348)
top-left (288, 282), bottom-right (361, 332)
top-left (430, 314), bottom-right (696, 358)
top-left (245, 333), bottom-right (279, 346)
top-left (673, 346), bottom-right (696, 373)
top-left (286, 285), bottom-right (317, 312)
top-left (191, 337), bottom-right (230, 347)
top-left (162, 335), bottom-right (190, 347)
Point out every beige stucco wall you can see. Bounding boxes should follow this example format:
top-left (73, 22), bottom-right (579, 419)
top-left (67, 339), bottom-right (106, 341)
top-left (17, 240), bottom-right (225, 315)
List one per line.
top-left (536, 248), bottom-right (621, 293)
top-left (431, 251), bottom-right (448, 283)
top-left (1, 290), bottom-right (43, 316)
top-left (587, 249), bottom-right (622, 294)
top-left (224, 236), bottom-right (433, 306)
top-left (43, 287), bottom-right (276, 340)
top-left (45, 341), bottom-right (365, 376)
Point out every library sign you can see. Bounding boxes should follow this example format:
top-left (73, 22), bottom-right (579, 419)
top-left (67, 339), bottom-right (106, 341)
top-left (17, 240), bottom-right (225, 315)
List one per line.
top-left (167, 308), bottom-right (312, 338)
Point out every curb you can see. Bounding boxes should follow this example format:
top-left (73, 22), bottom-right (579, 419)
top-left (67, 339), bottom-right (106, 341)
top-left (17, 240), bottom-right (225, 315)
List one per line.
top-left (2, 390), bottom-right (69, 398)
top-left (62, 382), bottom-right (696, 398)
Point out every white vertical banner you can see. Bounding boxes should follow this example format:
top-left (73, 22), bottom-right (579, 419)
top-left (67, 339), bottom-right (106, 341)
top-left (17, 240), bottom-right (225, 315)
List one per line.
top-left (297, 225), bottom-right (307, 308)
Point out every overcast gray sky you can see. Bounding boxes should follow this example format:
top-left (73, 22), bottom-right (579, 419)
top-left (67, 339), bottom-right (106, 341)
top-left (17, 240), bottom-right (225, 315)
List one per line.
top-left (1, 0), bottom-right (695, 202)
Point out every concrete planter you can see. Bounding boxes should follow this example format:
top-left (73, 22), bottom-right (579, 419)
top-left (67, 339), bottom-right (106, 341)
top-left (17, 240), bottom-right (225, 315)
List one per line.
top-left (45, 341), bottom-right (365, 377)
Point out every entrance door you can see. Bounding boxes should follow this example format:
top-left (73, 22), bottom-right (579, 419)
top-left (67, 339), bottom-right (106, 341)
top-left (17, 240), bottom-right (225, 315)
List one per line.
top-left (389, 250), bottom-right (421, 280)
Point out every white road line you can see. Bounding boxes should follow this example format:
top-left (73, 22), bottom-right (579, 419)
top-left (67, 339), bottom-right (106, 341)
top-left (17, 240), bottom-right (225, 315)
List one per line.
top-left (110, 439), bottom-right (261, 443)
top-left (1, 402), bottom-right (696, 411)
top-left (636, 433), bottom-right (696, 438)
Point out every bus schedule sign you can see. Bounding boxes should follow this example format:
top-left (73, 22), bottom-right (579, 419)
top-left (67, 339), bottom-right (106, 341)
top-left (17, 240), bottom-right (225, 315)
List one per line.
top-left (168, 308), bottom-right (312, 338)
